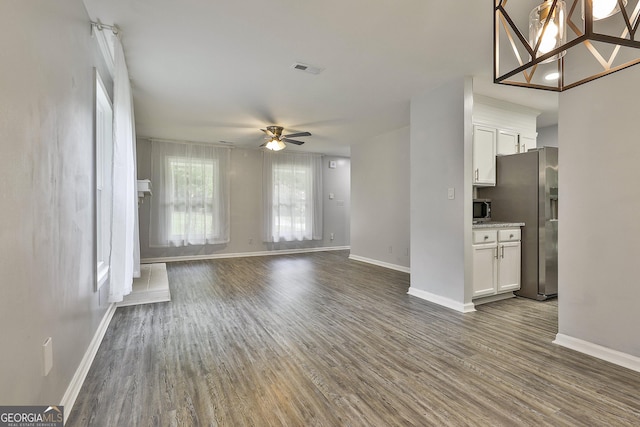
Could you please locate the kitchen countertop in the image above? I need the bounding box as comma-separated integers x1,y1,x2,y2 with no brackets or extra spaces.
472,221,525,229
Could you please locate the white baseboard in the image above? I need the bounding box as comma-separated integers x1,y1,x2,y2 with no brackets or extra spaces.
407,287,476,313
61,302,117,422
348,254,410,273
472,292,516,306
141,246,350,264
553,333,640,373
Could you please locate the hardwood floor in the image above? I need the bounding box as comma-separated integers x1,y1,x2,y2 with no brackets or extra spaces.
67,251,640,426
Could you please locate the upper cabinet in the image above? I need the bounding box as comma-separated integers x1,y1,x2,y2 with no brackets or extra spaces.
497,130,518,156
472,95,540,186
518,134,536,153
497,129,537,156
473,125,497,186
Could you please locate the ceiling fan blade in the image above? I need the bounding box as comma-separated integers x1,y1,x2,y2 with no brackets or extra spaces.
282,138,305,145
260,128,274,136
259,142,267,147
283,131,311,138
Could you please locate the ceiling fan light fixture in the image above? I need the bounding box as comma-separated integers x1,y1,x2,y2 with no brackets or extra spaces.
265,138,286,151
259,126,310,150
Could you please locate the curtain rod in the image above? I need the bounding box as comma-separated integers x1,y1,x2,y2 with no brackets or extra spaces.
91,21,120,36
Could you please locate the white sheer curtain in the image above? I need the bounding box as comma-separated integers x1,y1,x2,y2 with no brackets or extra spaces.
263,151,323,242
108,34,140,303
149,141,230,247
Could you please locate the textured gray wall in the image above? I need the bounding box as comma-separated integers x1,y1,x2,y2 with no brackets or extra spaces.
409,78,473,308
0,0,112,404
137,139,351,260
537,124,558,148
350,126,410,268
558,66,640,357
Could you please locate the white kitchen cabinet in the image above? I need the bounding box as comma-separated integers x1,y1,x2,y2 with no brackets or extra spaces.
472,125,496,186
497,241,521,292
497,130,537,156
473,125,537,186
519,134,536,152
497,130,519,156
472,243,498,298
472,227,521,299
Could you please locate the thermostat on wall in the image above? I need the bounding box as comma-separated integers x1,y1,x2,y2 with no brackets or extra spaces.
329,161,337,169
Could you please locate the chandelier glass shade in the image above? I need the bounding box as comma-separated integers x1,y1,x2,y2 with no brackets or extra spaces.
495,0,640,91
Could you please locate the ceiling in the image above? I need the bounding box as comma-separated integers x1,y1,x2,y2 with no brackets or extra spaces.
83,0,558,157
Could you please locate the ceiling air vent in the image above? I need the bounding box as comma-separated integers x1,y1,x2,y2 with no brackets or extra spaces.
291,62,323,75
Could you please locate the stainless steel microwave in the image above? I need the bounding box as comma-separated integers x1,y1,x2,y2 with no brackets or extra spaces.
473,199,491,223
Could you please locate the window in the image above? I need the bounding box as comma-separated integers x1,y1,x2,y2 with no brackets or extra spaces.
167,156,219,240
150,141,230,247
263,152,323,242
95,71,113,289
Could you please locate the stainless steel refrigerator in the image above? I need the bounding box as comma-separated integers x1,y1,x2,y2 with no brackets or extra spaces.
478,147,558,300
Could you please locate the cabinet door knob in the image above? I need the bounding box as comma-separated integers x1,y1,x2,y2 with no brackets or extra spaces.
484,235,488,240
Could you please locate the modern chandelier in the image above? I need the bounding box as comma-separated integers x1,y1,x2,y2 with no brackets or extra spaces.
494,0,640,91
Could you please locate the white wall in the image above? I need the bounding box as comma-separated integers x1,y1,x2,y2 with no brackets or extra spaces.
350,126,410,270
0,0,112,404
409,78,474,312
137,139,351,260
473,94,538,136
324,157,351,248
537,124,558,147
557,66,640,361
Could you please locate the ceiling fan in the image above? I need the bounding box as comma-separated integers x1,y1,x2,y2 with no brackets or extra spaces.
260,126,311,151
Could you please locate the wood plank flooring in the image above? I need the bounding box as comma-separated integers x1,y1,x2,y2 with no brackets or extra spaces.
66,251,640,426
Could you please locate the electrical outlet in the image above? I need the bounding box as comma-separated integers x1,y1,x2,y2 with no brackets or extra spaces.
330,233,335,240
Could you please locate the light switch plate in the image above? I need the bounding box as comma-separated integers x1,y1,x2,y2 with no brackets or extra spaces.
448,187,455,200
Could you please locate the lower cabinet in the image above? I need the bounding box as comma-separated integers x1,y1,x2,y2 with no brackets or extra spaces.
497,240,521,293
472,228,521,299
